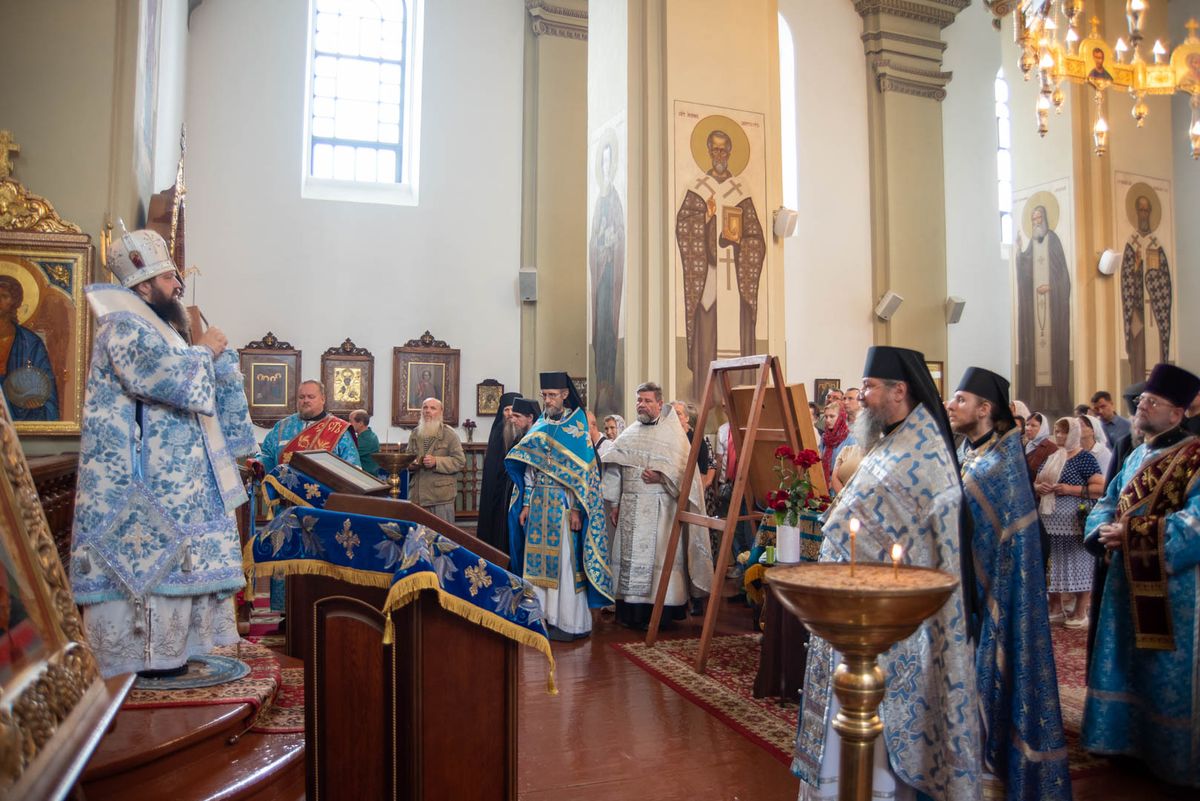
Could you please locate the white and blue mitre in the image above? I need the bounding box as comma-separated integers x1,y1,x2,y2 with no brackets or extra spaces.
70,284,257,608
793,402,981,801
107,228,178,288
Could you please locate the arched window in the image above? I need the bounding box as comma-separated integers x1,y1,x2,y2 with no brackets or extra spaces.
303,0,424,205
779,13,798,210
995,68,1013,255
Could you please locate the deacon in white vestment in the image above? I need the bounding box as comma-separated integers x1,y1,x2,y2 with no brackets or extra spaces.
71,230,255,678
601,382,713,629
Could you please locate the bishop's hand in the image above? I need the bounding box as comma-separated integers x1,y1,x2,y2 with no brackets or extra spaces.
1097,521,1124,551
198,326,228,355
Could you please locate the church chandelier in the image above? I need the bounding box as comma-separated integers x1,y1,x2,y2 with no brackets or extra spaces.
1001,1,1200,158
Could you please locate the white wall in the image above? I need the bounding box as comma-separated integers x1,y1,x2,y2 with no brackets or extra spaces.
153,0,189,191
942,10,1007,391
185,0,525,442
778,0,873,390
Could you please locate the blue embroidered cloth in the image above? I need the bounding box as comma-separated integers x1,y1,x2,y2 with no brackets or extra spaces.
960,428,1071,800
505,406,613,606
246,499,555,686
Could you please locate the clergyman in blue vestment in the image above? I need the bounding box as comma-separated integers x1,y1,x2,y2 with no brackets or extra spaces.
1083,363,1200,789
948,366,1071,801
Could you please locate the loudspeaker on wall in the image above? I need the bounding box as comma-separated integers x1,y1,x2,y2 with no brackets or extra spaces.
945,296,966,324
874,290,904,321
518,269,537,302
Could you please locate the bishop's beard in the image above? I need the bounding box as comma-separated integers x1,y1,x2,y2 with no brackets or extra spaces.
852,405,889,451
150,297,192,344
415,419,443,440
546,407,565,421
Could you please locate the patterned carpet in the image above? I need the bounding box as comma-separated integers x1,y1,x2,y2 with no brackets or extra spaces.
123,639,304,733
615,625,1106,777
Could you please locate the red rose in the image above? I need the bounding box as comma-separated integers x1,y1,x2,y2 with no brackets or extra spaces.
793,449,820,469
775,445,794,460
771,499,788,511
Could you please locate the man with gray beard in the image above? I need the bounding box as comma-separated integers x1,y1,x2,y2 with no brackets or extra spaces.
1015,203,1071,412
405,397,466,523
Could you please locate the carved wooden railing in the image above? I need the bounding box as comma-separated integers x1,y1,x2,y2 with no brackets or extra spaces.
28,452,79,574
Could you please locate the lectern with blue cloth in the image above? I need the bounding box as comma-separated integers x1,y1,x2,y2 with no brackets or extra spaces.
246,457,549,801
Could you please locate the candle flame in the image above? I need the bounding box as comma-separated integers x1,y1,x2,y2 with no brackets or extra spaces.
890,543,903,562
849,518,861,534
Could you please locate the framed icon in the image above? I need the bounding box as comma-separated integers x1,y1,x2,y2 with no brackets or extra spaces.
476,379,504,416
238,332,301,427
392,331,460,427
813,378,841,406
925,360,945,399
321,338,374,417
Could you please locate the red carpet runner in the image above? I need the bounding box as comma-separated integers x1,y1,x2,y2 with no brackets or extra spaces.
614,626,1103,777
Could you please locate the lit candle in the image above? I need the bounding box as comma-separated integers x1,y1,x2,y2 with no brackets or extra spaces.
849,518,861,577
891,542,903,579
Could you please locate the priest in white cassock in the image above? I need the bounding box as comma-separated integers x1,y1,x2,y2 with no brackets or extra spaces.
793,346,981,801
601,382,713,630
71,229,256,678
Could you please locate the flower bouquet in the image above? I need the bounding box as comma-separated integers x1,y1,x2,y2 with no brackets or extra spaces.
463,418,477,442
765,445,832,563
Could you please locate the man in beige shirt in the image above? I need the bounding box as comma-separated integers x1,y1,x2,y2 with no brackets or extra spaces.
405,397,466,522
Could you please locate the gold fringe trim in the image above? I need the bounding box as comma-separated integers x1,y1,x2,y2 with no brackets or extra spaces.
262,475,316,511
383,575,558,695
241,557,394,602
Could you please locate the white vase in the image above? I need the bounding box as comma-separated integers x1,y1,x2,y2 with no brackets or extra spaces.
776,523,801,563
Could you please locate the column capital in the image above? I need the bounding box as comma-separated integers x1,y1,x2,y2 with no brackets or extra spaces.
853,0,970,30
526,0,588,41
856,0,964,101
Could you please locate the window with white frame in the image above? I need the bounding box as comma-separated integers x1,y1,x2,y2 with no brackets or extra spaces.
303,0,423,205
995,69,1013,256
779,12,798,210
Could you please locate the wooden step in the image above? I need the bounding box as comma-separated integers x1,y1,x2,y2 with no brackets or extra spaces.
83,652,305,801
83,728,303,801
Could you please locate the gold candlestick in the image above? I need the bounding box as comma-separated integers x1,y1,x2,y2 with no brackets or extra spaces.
373,450,416,499
766,562,958,801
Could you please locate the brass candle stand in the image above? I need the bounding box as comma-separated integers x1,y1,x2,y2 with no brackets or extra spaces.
766,563,958,801
373,450,416,499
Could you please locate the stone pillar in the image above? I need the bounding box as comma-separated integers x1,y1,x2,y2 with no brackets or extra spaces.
519,1,589,397
856,0,968,363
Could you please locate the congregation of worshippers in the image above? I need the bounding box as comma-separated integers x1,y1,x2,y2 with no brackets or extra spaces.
63,232,1200,799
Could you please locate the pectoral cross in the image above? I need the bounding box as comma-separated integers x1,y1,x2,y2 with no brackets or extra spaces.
0,131,20,180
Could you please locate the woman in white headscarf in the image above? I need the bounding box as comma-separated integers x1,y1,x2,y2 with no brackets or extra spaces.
1035,417,1105,627
1079,414,1112,476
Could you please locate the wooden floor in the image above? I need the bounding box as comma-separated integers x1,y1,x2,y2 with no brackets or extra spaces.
516,578,1186,801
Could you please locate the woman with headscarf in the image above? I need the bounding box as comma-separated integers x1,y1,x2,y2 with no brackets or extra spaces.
1024,412,1058,481
477,392,522,552
597,414,626,459
1079,414,1112,476
1034,417,1104,627
819,403,851,490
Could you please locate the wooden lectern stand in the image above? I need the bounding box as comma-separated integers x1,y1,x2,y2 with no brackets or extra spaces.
288,495,517,801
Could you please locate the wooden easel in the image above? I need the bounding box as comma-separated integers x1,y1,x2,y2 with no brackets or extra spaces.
645,354,817,673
